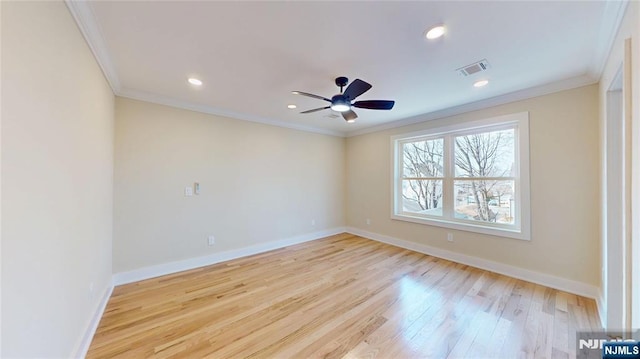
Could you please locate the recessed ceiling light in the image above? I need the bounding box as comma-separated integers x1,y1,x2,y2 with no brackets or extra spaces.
188,78,203,86
473,80,489,88
287,104,297,109
425,25,445,40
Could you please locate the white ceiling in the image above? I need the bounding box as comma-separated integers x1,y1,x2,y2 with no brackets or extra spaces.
68,1,627,137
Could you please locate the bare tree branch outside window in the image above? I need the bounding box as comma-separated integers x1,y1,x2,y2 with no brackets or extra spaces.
454,129,514,223
401,139,443,213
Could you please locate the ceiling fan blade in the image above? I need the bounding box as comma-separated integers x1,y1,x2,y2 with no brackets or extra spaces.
342,110,358,121
353,100,395,110
343,79,372,100
292,91,331,102
300,106,330,114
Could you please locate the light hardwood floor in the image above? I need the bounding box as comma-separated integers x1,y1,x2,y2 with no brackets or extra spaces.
87,233,601,358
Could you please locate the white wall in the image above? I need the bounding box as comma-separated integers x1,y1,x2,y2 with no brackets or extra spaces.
113,98,345,273
1,1,114,357
346,85,600,288
598,0,639,330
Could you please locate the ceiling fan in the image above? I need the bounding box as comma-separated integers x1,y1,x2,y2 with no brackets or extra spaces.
292,77,395,123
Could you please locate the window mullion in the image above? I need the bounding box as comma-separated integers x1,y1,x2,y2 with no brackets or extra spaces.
396,142,403,214
442,134,454,220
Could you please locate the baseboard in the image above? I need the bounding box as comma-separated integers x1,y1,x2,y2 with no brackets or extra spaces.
346,226,601,300
71,226,602,358
597,290,607,329
113,227,347,286
73,281,114,358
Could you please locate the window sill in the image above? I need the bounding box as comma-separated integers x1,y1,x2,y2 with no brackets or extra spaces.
391,213,530,241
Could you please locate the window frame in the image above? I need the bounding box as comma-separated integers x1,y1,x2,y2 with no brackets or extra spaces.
390,112,531,240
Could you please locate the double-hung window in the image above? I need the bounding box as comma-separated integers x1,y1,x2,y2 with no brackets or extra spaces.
391,112,530,240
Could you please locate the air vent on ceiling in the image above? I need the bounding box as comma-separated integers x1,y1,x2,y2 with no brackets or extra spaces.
457,59,490,76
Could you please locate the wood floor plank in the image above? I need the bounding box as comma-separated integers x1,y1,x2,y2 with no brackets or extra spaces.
87,234,601,359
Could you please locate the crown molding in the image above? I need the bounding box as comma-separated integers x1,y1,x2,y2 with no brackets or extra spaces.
346,74,598,137
588,0,630,79
121,73,597,140
66,0,616,140
65,0,344,137
65,0,121,92
118,88,346,137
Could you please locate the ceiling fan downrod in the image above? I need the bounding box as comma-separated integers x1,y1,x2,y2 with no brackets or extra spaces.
335,76,348,94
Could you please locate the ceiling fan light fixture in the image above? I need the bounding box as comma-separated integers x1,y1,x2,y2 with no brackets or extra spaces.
425,25,445,40
346,118,356,123
330,95,351,112
331,103,350,112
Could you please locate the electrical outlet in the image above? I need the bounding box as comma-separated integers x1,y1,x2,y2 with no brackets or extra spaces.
208,235,215,246
89,282,94,299
447,233,454,242
311,219,316,226
366,218,371,225
185,186,193,197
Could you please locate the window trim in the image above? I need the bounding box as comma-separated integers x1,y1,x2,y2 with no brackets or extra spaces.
390,112,531,240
